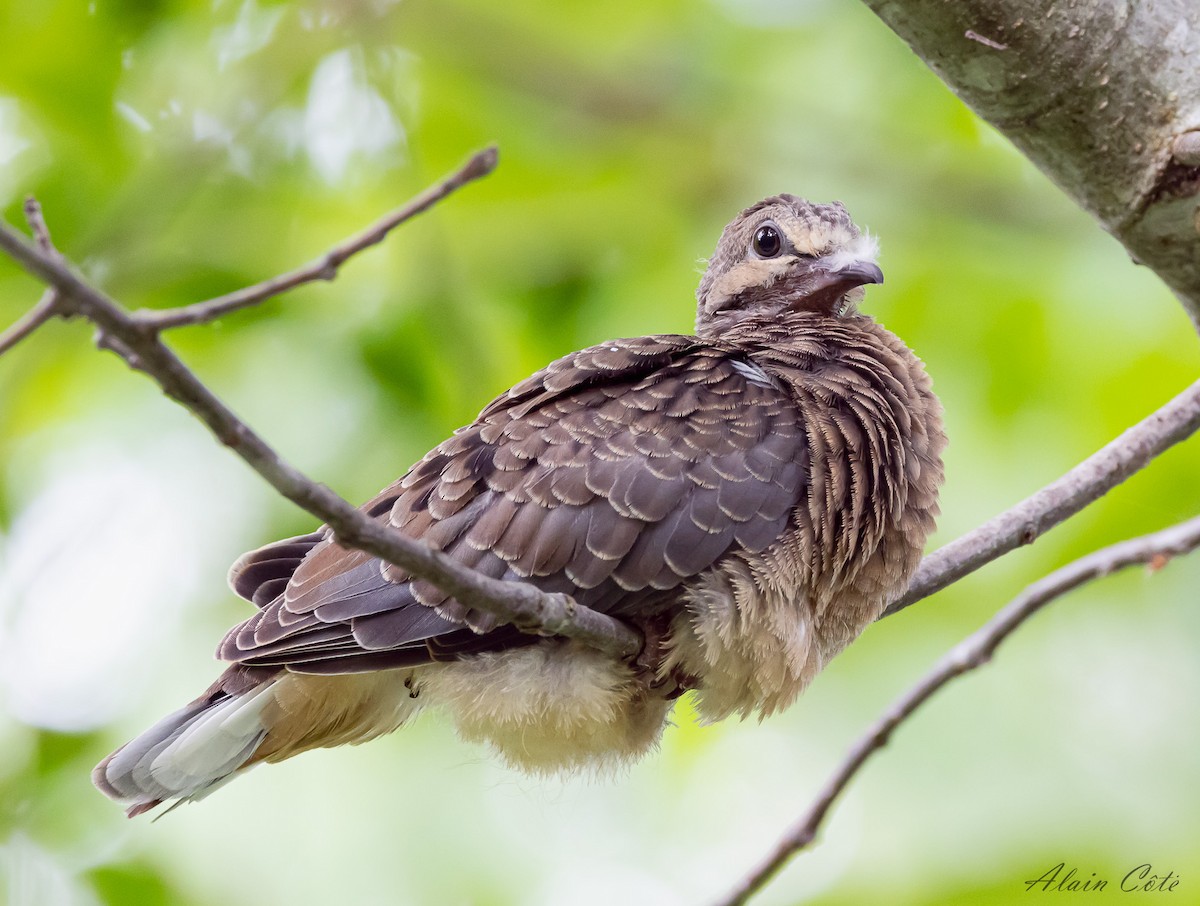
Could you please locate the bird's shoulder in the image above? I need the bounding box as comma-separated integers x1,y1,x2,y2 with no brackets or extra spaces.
398,330,800,490
477,333,712,420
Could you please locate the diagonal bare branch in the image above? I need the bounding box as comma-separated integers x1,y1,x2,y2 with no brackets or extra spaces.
718,511,1200,906
0,178,642,662
136,146,499,331
886,376,1200,617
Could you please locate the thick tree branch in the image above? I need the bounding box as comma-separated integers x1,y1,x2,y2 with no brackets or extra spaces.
719,512,1200,906
861,0,1200,319
0,160,642,662
886,376,1200,616
136,146,498,330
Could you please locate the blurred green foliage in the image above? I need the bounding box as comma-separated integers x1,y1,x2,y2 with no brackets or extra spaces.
1,1,1198,904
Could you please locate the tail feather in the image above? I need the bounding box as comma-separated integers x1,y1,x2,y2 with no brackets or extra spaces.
93,675,278,817
94,668,420,816
151,683,274,788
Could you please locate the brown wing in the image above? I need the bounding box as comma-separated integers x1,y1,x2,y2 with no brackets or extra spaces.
218,334,809,674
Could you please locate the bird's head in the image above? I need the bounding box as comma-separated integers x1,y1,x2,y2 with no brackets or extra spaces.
695,195,882,335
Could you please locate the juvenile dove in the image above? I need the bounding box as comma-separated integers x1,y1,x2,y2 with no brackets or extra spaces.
94,195,945,816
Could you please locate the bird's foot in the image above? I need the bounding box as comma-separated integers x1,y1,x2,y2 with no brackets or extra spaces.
630,612,697,700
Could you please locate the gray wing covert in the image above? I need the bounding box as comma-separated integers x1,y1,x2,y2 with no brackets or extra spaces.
218,335,809,673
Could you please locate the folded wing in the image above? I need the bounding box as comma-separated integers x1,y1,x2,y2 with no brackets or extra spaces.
219,335,809,673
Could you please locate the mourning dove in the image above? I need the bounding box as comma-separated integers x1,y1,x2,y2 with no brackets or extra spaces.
94,194,945,816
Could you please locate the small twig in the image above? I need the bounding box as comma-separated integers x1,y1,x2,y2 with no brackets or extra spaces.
718,512,1200,906
23,196,55,253
0,289,59,356
0,175,642,663
886,376,1200,616
137,146,499,330
0,198,65,356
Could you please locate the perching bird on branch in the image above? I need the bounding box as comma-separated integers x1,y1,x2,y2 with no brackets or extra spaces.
94,195,945,816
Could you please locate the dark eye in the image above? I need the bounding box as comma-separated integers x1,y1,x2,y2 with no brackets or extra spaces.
752,224,782,258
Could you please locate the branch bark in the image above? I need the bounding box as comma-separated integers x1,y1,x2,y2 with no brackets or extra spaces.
862,0,1200,320
718,512,1200,906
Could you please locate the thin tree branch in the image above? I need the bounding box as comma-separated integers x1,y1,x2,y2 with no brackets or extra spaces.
718,512,1200,906
0,289,59,356
0,186,642,662
886,376,1200,616
135,146,499,330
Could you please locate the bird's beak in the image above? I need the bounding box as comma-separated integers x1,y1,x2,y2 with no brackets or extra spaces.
793,258,884,313
823,259,884,289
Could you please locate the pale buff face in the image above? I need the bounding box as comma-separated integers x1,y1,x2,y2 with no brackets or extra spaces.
696,196,881,331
